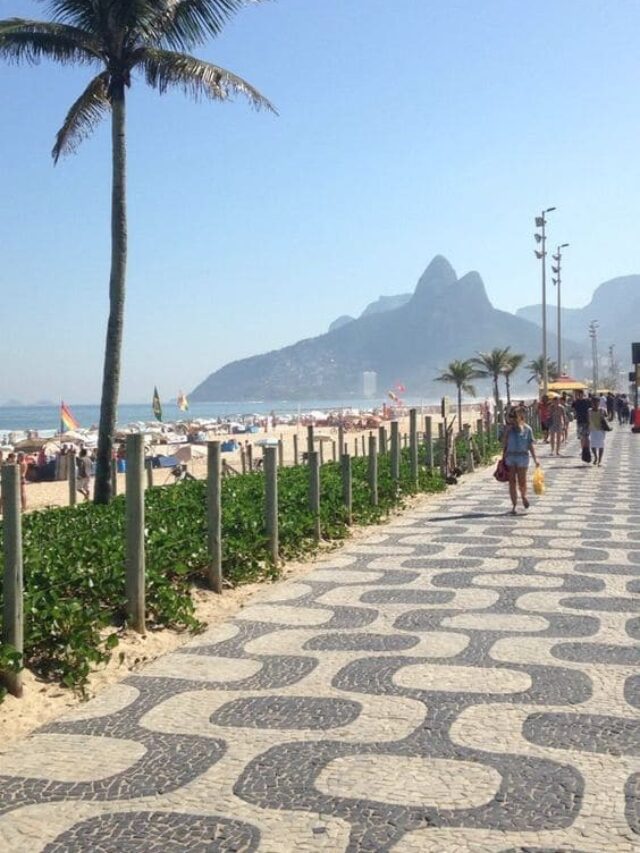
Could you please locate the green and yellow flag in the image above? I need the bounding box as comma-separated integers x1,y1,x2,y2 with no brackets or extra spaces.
152,386,162,422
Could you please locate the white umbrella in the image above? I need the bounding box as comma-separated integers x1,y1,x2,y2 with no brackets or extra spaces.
174,444,207,462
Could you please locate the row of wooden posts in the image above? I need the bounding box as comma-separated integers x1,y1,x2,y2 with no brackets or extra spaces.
1,408,504,698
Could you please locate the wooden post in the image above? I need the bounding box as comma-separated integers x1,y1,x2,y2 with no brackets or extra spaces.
278,439,284,468
246,443,253,472
319,440,325,466
409,408,418,485
368,434,378,506
145,458,153,490
309,450,321,541
293,433,299,467
1,464,23,697
307,424,314,456
332,440,337,462
68,450,77,506
207,441,222,594
390,420,400,483
438,422,445,440
111,457,118,497
476,418,485,458
125,434,145,634
354,438,359,458
338,426,344,460
378,425,387,454
341,453,352,525
240,445,247,474
264,446,278,564
361,434,366,456
424,416,433,469
467,433,475,472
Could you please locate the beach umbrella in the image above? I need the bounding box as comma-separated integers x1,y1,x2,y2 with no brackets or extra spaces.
174,444,208,462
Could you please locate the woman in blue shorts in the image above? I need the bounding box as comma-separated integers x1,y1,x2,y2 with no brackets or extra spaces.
503,407,540,515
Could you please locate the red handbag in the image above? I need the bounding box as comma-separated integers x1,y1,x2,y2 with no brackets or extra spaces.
494,457,510,482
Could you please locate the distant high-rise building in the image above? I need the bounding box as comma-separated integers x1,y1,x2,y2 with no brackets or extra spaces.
363,371,377,398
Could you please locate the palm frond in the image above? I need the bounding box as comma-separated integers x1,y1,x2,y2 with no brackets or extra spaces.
137,47,276,112
0,18,103,65
52,71,111,162
147,1,264,50
42,1,100,33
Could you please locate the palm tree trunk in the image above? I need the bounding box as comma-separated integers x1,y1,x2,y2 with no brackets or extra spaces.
492,375,499,409
506,373,511,408
457,385,463,437
94,82,127,504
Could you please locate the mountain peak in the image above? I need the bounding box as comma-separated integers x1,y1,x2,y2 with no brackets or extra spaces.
413,255,457,301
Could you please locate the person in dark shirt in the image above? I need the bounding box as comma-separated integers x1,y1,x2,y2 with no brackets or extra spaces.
572,390,592,456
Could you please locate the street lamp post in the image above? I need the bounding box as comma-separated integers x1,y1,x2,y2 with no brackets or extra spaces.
534,207,556,395
589,320,599,393
551,243,569,375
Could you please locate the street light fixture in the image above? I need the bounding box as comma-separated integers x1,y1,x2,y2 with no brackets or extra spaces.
551,243,569,375
588,320,599,393
533,207,556,394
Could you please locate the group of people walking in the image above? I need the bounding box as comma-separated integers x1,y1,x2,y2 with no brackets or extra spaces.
501,389,619,515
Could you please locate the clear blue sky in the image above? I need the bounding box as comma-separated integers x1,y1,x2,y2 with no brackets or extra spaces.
1,0,639,403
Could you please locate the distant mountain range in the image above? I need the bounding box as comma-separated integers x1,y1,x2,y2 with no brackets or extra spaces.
516,274,640,367
191,255,573,401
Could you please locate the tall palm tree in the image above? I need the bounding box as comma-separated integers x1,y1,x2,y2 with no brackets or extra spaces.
503,352,524,407
526,356,560,386
435,360,481,432
472,347,512,408
0,1,274,503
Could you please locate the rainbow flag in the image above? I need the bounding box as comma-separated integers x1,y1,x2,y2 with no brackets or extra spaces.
60,401,80,432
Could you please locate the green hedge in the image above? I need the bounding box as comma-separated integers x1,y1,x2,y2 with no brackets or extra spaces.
0,432,501,698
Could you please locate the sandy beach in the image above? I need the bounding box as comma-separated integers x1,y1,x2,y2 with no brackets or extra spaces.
18,408,485,513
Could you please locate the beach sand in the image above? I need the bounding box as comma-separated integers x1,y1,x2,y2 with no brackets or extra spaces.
18,409,484,513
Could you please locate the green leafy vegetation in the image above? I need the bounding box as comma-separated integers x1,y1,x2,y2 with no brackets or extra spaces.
0,432,501,696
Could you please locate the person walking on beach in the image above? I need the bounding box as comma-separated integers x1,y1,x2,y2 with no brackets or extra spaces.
588,397,609,466
548,396,567,456
503,406,540,515
76,448,92,501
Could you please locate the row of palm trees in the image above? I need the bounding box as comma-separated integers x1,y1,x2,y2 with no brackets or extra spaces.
435,349,560,431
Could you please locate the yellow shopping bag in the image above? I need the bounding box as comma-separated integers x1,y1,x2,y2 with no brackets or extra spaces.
532,466,545,495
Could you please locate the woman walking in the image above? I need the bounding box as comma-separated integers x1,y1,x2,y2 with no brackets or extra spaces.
588,397,608,466
503,406,540,515
548,396,567,456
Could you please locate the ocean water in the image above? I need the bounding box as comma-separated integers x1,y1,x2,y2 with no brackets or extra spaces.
0,398,437,435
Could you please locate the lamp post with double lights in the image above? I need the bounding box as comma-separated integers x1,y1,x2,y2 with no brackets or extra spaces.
551,243,569,375
589,320,599,393
534,207,556,395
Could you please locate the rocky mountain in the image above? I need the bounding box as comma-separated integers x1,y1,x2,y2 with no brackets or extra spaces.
328,315,355,333
516,274,640,366
192,256,570,402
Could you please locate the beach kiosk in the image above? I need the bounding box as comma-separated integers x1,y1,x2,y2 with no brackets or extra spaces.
545,375,588,395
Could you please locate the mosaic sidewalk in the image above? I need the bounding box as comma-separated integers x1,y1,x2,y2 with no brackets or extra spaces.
1,428,639,852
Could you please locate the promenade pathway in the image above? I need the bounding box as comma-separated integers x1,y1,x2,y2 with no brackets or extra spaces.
1,428,639,852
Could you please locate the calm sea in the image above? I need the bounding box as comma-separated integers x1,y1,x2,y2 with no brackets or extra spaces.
0,398,437,435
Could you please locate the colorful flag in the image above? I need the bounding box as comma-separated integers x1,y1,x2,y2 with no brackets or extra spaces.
177,391,189,412
60,400,80,432
152,386,162,422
